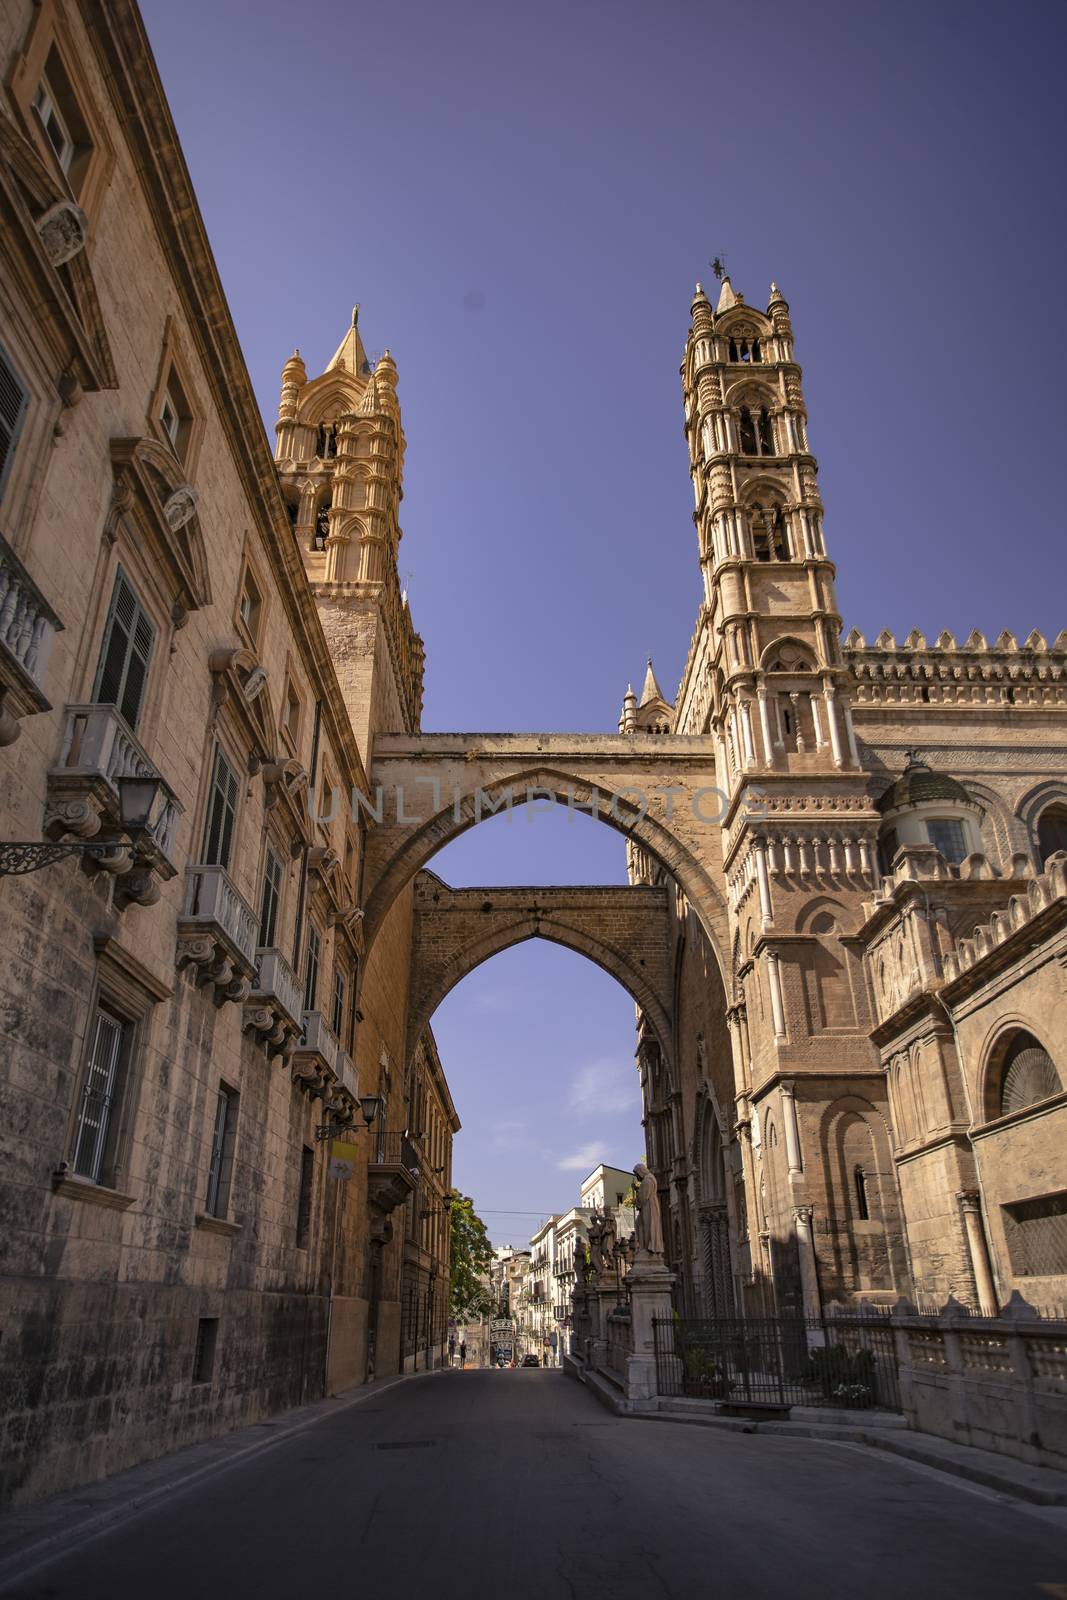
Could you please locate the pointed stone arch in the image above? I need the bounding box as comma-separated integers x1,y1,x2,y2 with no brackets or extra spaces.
406,877,673,1070
363,738,730,984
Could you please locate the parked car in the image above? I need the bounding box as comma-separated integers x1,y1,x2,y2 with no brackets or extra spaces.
522,1354,540,1367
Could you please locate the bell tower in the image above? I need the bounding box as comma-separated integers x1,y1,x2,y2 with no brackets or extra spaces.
274,307,425,759
677,275,900,1315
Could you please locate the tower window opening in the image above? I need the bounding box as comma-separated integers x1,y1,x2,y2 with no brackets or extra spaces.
729,338,739,362
854,1165,870,1220
781,704,796,738
759,407,775,454
313,499,330,552
1037,804,1067,867
315,423,337,460
739,405,758,455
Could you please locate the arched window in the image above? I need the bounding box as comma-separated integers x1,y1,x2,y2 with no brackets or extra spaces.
739,405,758,455
996,1031,1061,1118
854,1165,870,1220
1037,804,1067,866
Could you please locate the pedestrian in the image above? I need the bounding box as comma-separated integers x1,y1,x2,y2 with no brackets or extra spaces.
448,1333,455,1367
459,1339,467,1369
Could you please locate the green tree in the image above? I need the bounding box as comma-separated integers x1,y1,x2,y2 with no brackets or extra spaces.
448,1191,494,1319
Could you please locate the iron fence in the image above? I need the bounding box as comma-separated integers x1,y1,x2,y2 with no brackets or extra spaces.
653,1312,901,1411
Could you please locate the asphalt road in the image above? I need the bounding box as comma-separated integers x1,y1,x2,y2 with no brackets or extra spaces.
4,1370,1066,1599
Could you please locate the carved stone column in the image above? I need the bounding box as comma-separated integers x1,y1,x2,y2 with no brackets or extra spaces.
958,1190,998,1315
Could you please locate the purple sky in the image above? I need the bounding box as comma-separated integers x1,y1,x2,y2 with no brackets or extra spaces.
141,0,1066,1245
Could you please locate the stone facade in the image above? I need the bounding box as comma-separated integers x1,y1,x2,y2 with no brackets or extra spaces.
1,0,1064,1514
0,0,454,1507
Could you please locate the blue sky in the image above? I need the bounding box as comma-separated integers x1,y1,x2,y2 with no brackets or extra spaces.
141,0,1066,1245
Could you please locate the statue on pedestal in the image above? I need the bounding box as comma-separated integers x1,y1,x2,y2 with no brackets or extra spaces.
632,1162,665,1259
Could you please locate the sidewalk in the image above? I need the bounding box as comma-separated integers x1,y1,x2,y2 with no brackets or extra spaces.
574,1366,1067,1506
0,1368,445,1589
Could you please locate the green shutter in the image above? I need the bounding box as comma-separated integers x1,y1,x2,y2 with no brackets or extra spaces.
93,571,155,731
0,344,29,504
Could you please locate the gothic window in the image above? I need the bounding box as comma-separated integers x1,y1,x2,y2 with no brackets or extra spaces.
997,1032,1061,1118
739,405,758,455
1037,804,1067,866
854,1165,870,1220
728,335,762,363
750,503,788,561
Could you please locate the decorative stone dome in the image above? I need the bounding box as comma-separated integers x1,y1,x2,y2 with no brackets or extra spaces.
876,752,972,814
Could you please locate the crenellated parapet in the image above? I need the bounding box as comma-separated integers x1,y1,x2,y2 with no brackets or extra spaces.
844,629,1067,710
942,852,1067,984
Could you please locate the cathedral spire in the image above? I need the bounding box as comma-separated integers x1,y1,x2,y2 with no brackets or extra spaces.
640,657,665,707
327,305,371,376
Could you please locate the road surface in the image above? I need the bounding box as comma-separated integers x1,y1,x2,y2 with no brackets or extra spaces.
3,1369,1065,1598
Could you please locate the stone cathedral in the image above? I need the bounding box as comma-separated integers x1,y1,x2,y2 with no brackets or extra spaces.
621,274,1067,1321
0,0,1064,1508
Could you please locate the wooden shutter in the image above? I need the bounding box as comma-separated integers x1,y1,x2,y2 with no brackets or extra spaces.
0,344,29,503
93,571,155,731
202,745,239,868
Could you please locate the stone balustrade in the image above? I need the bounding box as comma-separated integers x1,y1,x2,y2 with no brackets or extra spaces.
243,946,303,1057
47,703,180,860
291,1009,340,1097
893,1301,1067,1471
177,864,258,1004
0,532,61,745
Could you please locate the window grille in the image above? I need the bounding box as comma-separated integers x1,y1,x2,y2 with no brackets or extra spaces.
1000,1034,1061,1117
0,344,29,504
1002,1192,1067,1277
71,1008,125,1184
201,745,239,868
93,570,155,732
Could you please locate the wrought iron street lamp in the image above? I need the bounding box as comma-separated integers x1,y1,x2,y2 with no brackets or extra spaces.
0,775,166,876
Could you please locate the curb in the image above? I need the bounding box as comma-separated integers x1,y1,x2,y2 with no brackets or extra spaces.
570,1364,1067,1507
0,1368,445,1591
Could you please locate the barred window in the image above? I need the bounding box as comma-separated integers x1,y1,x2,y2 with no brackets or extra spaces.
1002,1191,1067,1278
70,1006,128,1185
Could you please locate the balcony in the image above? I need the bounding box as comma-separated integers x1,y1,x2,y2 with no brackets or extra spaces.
46,704,180,864
0,533,62,746
291,1009,339,1098
176,864,258,1004
368,1131,421,1218
321,1047,360,1127
244,946,303,1058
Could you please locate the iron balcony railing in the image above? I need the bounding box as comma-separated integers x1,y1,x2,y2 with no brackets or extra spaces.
370,1131,421,1176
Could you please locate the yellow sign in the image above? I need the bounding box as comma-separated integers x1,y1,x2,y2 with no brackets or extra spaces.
328,1139,356,1181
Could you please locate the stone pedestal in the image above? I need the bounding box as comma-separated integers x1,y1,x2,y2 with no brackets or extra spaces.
624,1253,676,1402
